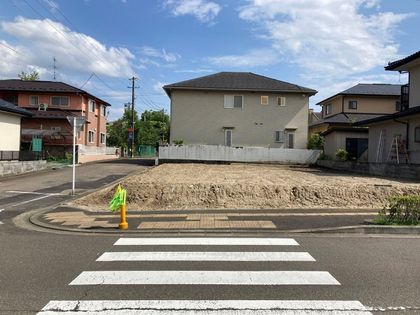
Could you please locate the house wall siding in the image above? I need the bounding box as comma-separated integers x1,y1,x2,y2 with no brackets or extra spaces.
409,66,420,107
170,90,309,149
0,112,21,151
323,131,368,158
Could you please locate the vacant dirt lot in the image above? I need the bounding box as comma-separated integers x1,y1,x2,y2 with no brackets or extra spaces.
73,163,420,211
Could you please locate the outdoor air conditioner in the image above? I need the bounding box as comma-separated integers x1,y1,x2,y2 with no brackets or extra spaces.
51,126,61,132
38,103,48,111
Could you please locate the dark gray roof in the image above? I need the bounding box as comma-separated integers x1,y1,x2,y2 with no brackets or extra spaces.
354,106,420,126
0,79,111,106
0,99,33,117
385,51,420,70
317,83,401,105
163,72,317,96
22,108,78,119
310,112,386,127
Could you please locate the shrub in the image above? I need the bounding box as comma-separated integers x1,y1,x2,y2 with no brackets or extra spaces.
307,134,325,150
335,148,348,161
377,195,420,225
173,139,184,146
318,152,330,160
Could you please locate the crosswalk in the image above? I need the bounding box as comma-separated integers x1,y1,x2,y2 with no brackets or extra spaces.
37,237,372,314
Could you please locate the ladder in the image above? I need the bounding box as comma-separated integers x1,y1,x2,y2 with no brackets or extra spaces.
376,129,385,163
386,136,410,164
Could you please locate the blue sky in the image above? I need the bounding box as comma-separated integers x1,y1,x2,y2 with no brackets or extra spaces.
0,0,419,120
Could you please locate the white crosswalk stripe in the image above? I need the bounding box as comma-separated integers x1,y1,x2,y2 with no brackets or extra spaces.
97,251,316,262
37,237,372,314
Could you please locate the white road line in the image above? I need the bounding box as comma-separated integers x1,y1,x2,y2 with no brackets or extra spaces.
97,251,316,262
0,209,4,225
6,190,65,196
69,271,340,286
114,238,299,246
12,194,52,206
38,300,372,314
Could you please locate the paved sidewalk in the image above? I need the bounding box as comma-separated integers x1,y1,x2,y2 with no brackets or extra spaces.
31,206,379,233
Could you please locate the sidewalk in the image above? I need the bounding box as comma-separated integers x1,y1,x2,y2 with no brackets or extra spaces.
30,206,387,234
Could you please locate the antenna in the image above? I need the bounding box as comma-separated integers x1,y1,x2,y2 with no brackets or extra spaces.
53,57,57,80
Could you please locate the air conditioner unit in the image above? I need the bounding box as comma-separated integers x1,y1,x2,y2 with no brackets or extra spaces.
38,103,48,111
51,126,61,132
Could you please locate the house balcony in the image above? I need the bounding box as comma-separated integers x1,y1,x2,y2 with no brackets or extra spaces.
399,84,409,111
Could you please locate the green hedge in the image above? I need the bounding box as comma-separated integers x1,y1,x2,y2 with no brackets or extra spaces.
377,195,420,225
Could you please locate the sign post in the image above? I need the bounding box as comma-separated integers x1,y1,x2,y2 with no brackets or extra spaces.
67,116,86,195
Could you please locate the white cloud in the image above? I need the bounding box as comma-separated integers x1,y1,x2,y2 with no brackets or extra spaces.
207,49,279,68
1,16,136,79
163,0,221,23
140,46,180,62
153,81,169,94
238,0,410,77
175,68,213,73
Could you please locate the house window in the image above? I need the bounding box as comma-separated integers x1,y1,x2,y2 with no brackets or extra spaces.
224,129,232,146
29,96,39,106
325,104,332,115
100,132,106,144
101,105,106,116
88,99,96,112
275,130,285,143
51,96,69,106
88,130,94,143
348,100,358,110
287,132,294,149
224,95,243,109
415,127,420,142
4,95,18,105
277,97,286,107
261,96,269,105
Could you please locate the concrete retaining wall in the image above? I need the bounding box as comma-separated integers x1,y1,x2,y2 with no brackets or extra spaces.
159,145,321,164
317,160,420,180
0,160,47,176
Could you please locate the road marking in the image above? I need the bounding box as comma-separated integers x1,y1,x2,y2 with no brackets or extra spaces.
114,237,299,246
6,190,65,196
0,209,3,225
12,195,53,206
97,251,316,262
38,300,371,314
70,270,340,286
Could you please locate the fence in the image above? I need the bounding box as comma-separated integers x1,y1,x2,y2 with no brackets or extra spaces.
159,144,321,164
0,150,45,161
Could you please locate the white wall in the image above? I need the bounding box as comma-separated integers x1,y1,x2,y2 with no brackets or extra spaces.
159,144,321,164
0,111,22,151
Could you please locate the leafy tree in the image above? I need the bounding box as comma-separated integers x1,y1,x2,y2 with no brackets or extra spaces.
307,133,325,150
18,70,40,81
138,110,170,145
106,108,141,149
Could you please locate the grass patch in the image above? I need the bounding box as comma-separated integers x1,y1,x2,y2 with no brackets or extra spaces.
376,195,420,225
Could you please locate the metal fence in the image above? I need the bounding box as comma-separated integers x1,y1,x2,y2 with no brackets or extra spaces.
0,150,45,161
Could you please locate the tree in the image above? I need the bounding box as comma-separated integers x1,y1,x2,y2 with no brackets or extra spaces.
106,108,141,149
18,70,40,81
307,133,325,150
138,110,170,145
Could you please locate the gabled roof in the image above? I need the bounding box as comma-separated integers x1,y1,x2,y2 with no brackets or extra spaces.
317,83,401,105
310,112,386,127
354,106,420,126
163,72,317,96
22,108,78,120
385,51,420,71
0,99,33,117
0,79,111,106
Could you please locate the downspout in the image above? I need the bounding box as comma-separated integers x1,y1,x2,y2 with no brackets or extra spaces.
394,118,409,151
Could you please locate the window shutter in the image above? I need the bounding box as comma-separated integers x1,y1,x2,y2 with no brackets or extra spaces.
233,95,243,108
278,97,286,106
224,95,233,108
275,130,285,143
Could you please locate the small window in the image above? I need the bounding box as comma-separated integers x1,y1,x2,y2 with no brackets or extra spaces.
277,97,286,107
100,133,106,144
51,96,69,106
275,130,285,143
224,129,232,146
224,95,243,109
396,100,401,112
29,96,39,106
325,104,332,115
261,96,269,105
88,99,96,112
415,127,420,142
348,100,358,110
88,130,94,143
100,105,106,116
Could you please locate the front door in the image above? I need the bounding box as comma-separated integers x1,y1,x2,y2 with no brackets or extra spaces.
287,133,294,149
224,130,232,147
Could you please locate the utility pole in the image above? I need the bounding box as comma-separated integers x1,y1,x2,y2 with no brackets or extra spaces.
128,77,138,158
53,57,57,80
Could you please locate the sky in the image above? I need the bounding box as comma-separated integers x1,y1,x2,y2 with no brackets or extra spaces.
0,0,419,121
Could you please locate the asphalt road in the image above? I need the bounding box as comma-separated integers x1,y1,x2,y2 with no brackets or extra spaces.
0,159,152,223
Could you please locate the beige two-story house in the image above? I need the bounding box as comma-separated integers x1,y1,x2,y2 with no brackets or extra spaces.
310,83,401,159
163,72,317,149
355,51,420,164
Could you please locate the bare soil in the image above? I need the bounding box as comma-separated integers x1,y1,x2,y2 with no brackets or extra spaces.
73,163,420,211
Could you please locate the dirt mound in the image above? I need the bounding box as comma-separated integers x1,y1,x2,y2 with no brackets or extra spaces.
73,163,420,211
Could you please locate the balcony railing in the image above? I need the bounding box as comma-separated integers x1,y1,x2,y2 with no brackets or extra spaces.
400,84,409,111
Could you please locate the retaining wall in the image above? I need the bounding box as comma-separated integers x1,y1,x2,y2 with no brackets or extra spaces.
159,145,321,164
317,160,420,180
0,160,47,177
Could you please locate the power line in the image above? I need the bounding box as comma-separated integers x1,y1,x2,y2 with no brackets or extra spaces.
80,72,94,89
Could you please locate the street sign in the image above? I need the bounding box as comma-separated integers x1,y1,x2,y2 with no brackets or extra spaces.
67,116,86,132
127,127,133,132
